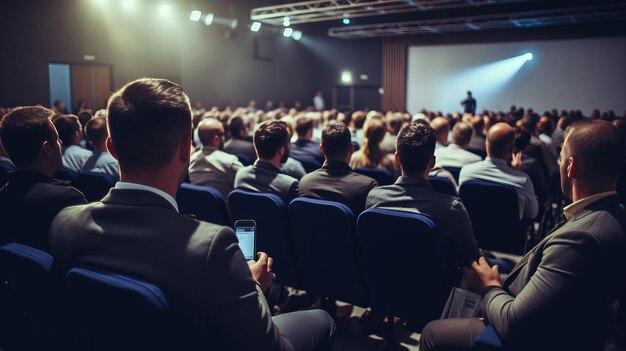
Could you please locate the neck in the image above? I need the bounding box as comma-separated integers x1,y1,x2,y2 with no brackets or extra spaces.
120,171,181,200
94,142,108,153
571,180,616,202
259,157,282,169
19,163,54,178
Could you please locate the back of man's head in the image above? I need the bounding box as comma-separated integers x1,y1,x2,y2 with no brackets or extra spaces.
451,121,473,148
396,122,436,177
429,117,449,144
85,116,109,148
254,120,290,160
53,115,82,146
78,111,93,132
0,106,58,168
565,119,625,183
470,114,485,135
197,118,224,148
228,116,246,139
486,123,515,160
295,116,313,139
321,121,351,161
107,78,191,173
388,114,404,135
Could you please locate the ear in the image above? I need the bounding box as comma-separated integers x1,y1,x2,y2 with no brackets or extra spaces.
429,155,436,169
180,134,192,162
106,137,119,160
319,143,324,154
41,141,53,158
567,156,576,179
394,152,401,165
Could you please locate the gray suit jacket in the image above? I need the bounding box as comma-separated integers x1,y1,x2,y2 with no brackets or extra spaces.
482,195,626,351
223,138,257,164
234,160,299,204
49,188,293,350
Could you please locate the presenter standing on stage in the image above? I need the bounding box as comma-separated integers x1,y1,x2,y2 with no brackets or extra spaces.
461,91,477,115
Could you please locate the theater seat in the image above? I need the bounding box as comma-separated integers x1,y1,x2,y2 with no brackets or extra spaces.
429,176,458,196
177,183,230,226
73,172,117,202
357,209,450,329
289,198,367,307
228,189,300,288
442,167,462,182
473,325,503,350
54,167,79,182
0,243,61,349
66,267,200,351
235,154,252,166
295,158,322,173
354,167,395,186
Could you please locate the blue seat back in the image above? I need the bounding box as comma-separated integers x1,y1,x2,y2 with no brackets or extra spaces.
0,160,14,186
473,325,503,350
235,153,252,166
0,243,60,349
54,167,79,182
354,167,395,186
295,158,322,173
443,166,462,182
177,183,230,226
228,189,299,288
73,172,117,202
289,198,366,307
357,209,450,327
66,267,200,351
467,148,487,160
459,179,523,255
429,176,458,196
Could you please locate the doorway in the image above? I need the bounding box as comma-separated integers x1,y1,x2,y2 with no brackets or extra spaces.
48,63,113,114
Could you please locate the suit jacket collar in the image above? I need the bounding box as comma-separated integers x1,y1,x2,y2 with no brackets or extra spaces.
395,176,430,188
254,160,282,173
8,169,70,186
101,188,178,212
322,160,352,172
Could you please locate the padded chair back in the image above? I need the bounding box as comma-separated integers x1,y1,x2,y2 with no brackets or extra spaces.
228,189,299,288
429,176,458,196
357,209,450,328
177,183,230,226
289,198,366,307
235,153,252,166
0,160,14,186
0,243,60,349
296,158,322,173
73,172,117,202
354,167,395,186
66,267,199,351
459,179,523,255
443,167,462,182
467,147,487,159
54,167,80,182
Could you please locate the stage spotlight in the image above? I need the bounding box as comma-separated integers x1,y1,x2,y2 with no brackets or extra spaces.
524,52,533,61
283,27,293,37
230,19,238,30
292,30,302,40
283,16,290,27
341,71,353,84
343,18,350,25
190,10,201,21
159,4,171,16
204,13,214,26
251,22,262,32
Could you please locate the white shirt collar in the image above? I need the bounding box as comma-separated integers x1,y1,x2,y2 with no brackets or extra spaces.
114,182,179,212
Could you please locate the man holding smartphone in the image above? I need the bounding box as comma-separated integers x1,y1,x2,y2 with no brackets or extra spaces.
50,78,336,351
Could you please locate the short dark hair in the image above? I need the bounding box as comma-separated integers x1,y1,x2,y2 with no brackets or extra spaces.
85,116,108,145
565,119,625,180
254,120,290,159
107,78,191,172
0,106,57,167
228,116,246,139
78,111,93,130
295,116,313,137
396,122,436,176
53,115,81,145
321,121,351,160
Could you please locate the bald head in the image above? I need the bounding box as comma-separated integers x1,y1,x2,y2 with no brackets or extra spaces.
197,118,225,148
487,123,515,160
451,121,473,148
430,117,449,145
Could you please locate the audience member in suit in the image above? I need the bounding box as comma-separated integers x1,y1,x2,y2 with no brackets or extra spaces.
299,121,378,215
468,114,487,152
53,114,92,172
514,128,547,202
459,123,539,220
235,120,300,204
49,78,335,351
81,116,120,178
430,117,449,152
420,119,626,351
290,116,324,164
0,106,87,251
188,118,243,201
435,121,482,168
350,118,398,177
521,115,557,179
365,122,481,269
223,115,257,163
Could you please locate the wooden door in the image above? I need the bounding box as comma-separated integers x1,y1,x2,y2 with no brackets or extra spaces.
71,64,112,113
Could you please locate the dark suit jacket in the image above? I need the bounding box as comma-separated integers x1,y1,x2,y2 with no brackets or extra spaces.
468,133,486,152
49,188,293,350
234,160,299,204
290,139,324,164
224,138,257,164
365,176,480,267
0,170,86,251
299,160,377,215
482,195,626,351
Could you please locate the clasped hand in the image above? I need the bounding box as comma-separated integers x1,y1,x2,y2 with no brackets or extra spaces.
463,256,502,295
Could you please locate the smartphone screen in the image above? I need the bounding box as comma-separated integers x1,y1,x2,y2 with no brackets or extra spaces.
235,223,256,260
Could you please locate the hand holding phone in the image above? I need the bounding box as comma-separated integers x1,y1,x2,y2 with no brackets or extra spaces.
235,220,256,260
247,252,275,291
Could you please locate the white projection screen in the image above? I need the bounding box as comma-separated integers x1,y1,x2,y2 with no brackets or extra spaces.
406,37,626,115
